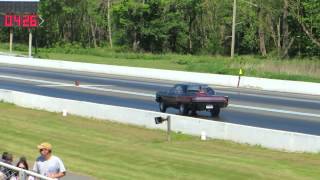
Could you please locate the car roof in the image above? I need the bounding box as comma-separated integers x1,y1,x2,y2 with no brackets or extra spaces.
175,83,208,87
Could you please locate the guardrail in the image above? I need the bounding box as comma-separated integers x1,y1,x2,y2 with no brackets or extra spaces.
1,89,320,153
0,54,320,96
0,161,54,180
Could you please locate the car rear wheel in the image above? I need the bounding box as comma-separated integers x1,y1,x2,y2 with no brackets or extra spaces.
159,101,167,113
211,107,220,117
179,104,189,115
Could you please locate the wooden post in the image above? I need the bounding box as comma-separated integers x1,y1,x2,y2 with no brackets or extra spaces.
237,75,241,88
237,68,243,88
9,28,13,53
28,29,32,57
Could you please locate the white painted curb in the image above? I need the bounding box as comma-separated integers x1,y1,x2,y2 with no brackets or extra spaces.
1,89,319,153
0,55,319,95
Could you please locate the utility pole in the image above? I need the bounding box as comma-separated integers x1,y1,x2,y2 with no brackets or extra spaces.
231,0,237,58
107,0,113,48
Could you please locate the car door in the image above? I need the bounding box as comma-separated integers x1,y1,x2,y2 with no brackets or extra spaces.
172,85,185,107
161,87,175,105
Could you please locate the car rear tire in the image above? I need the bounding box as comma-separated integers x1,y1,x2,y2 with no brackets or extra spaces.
159,101,167,113
211,107,220,117
179,104,189,115
191,110,197,116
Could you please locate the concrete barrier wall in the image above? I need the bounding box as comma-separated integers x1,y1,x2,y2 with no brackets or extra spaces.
1,89,319,153
1,55,320,95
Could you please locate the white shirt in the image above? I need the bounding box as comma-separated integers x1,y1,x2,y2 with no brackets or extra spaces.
33,155,66,180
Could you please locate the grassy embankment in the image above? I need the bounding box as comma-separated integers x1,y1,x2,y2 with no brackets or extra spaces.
1,102,320,180
1,43,320,83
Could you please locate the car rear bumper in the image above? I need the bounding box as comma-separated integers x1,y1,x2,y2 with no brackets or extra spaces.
189,102,227,110
191,96,229,109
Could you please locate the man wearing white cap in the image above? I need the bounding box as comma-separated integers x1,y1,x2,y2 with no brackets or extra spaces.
33,142,66,179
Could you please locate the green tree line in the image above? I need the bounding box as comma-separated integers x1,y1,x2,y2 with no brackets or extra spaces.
1,0,319,58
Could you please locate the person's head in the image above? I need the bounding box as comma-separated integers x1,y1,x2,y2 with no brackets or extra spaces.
2,153,13,164
16,157,29,170
37,142,52,158
1,152,8,160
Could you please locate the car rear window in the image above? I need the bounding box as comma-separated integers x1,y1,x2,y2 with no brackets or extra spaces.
187,85,215,95
187,85,202,92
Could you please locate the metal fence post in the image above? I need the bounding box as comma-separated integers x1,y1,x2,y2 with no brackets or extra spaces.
167,115,171,142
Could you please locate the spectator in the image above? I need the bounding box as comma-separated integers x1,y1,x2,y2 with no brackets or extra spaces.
0,153,13,179
5,155,12,165
17,157,29,170
1,152,8,162
33,142,66,180
0,152,8,180
9,157,34,180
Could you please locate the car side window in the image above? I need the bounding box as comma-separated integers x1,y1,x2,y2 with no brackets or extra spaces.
175,86,184,94
169,87,175,94
207,87,216,95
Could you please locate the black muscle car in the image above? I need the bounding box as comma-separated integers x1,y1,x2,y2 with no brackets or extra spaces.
156,84,228,117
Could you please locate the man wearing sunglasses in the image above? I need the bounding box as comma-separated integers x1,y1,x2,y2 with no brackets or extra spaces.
32,142,66,180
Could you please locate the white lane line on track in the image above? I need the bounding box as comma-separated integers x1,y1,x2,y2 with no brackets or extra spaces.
73,85,155,97
229,104,320,118
0,75,68,85
0,75,155,98
0,66,174,87
38,84,113,87
216,90,320,104
1,74,319,118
